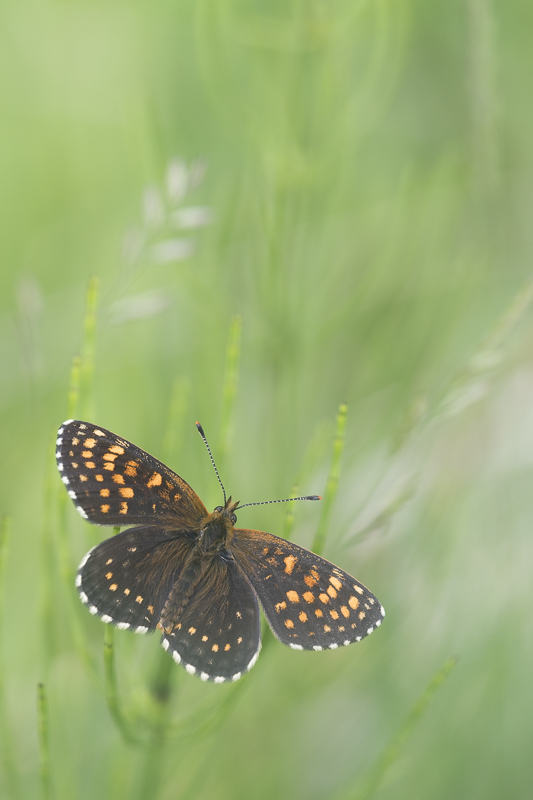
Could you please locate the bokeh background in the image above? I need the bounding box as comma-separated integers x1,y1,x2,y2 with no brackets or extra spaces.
1,1,533,798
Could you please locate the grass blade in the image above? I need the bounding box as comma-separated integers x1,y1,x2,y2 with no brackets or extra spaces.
349,658,457,800
312,402,348,556
36,683,53,800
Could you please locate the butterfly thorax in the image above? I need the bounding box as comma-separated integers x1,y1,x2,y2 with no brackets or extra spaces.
158,503,238,633
195,510,235,555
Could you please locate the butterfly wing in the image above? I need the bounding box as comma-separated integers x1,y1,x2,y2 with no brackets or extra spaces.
56,420,207,527
161,557,261,683
231,529,385,651
76,526,195,632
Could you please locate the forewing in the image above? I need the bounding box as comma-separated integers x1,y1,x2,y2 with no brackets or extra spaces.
77,526,193,632
231,530,385,651
56,420,207,527
161,558,261,683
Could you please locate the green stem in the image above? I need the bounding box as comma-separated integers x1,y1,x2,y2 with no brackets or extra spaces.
312,402,348,556
282,485,300,541
136,653,176,800
67,355,81,421
80,276,99,420
36,683,53,800
350,658,457,800
162,376,190,465
0,517,21,800
218,314,242,467
103,625,140,746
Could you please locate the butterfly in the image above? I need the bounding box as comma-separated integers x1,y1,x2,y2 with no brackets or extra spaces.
56,419,385,683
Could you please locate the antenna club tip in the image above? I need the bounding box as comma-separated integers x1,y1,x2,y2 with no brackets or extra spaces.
311,495,322,501
196,422,205,435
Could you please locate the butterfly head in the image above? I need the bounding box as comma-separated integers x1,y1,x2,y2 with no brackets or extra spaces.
213,496,240,526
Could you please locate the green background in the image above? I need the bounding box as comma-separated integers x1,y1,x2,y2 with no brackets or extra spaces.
1,0,532,798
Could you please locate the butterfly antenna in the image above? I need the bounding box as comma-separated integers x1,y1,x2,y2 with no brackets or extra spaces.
239,495,321,510
196,422,227,505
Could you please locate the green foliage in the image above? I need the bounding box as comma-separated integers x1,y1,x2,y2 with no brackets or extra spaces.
1,0,533,798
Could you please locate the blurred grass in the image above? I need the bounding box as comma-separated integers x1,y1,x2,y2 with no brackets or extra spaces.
2,0,533,798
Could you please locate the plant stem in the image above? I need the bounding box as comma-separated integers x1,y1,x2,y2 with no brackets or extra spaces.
312,402,348,556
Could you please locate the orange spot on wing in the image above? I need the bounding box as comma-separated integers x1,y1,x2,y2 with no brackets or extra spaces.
286,591,299,603
303,591,315,603
275,601,287,613
340,606,350,618
299,611,308,622
119,502,128,514
284,555,297,574
329,576,342,590
348,596,360,610
284,619,294,629
109,445,125,455
319,593,329,604
327,585,337,598
100,488,110,497
112,474,125,484
101,504,110,513
109,584,117,591
147,472,162,487
119,487,134,498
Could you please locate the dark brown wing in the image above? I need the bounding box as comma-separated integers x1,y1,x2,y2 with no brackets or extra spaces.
56,420,207,528
161,556,261,683
231,529,385,651
76,526,194,632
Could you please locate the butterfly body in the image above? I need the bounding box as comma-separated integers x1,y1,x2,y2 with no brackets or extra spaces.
57,420,384,682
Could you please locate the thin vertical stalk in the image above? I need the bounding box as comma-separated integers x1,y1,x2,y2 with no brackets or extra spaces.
312,403,348,556
136,653,176,800
103,528,140,745
282,485,300,541
103,625,139,745
56,358,97,678
67,355,82,422
41,438,62,668
348,658,457,800
36,683,53,800
0,517,21,800
80,276,99,421
217,315,242,466
162,376,191,465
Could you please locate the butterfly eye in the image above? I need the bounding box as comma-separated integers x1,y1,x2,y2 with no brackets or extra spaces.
230,513,237,525
214,506,223,513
